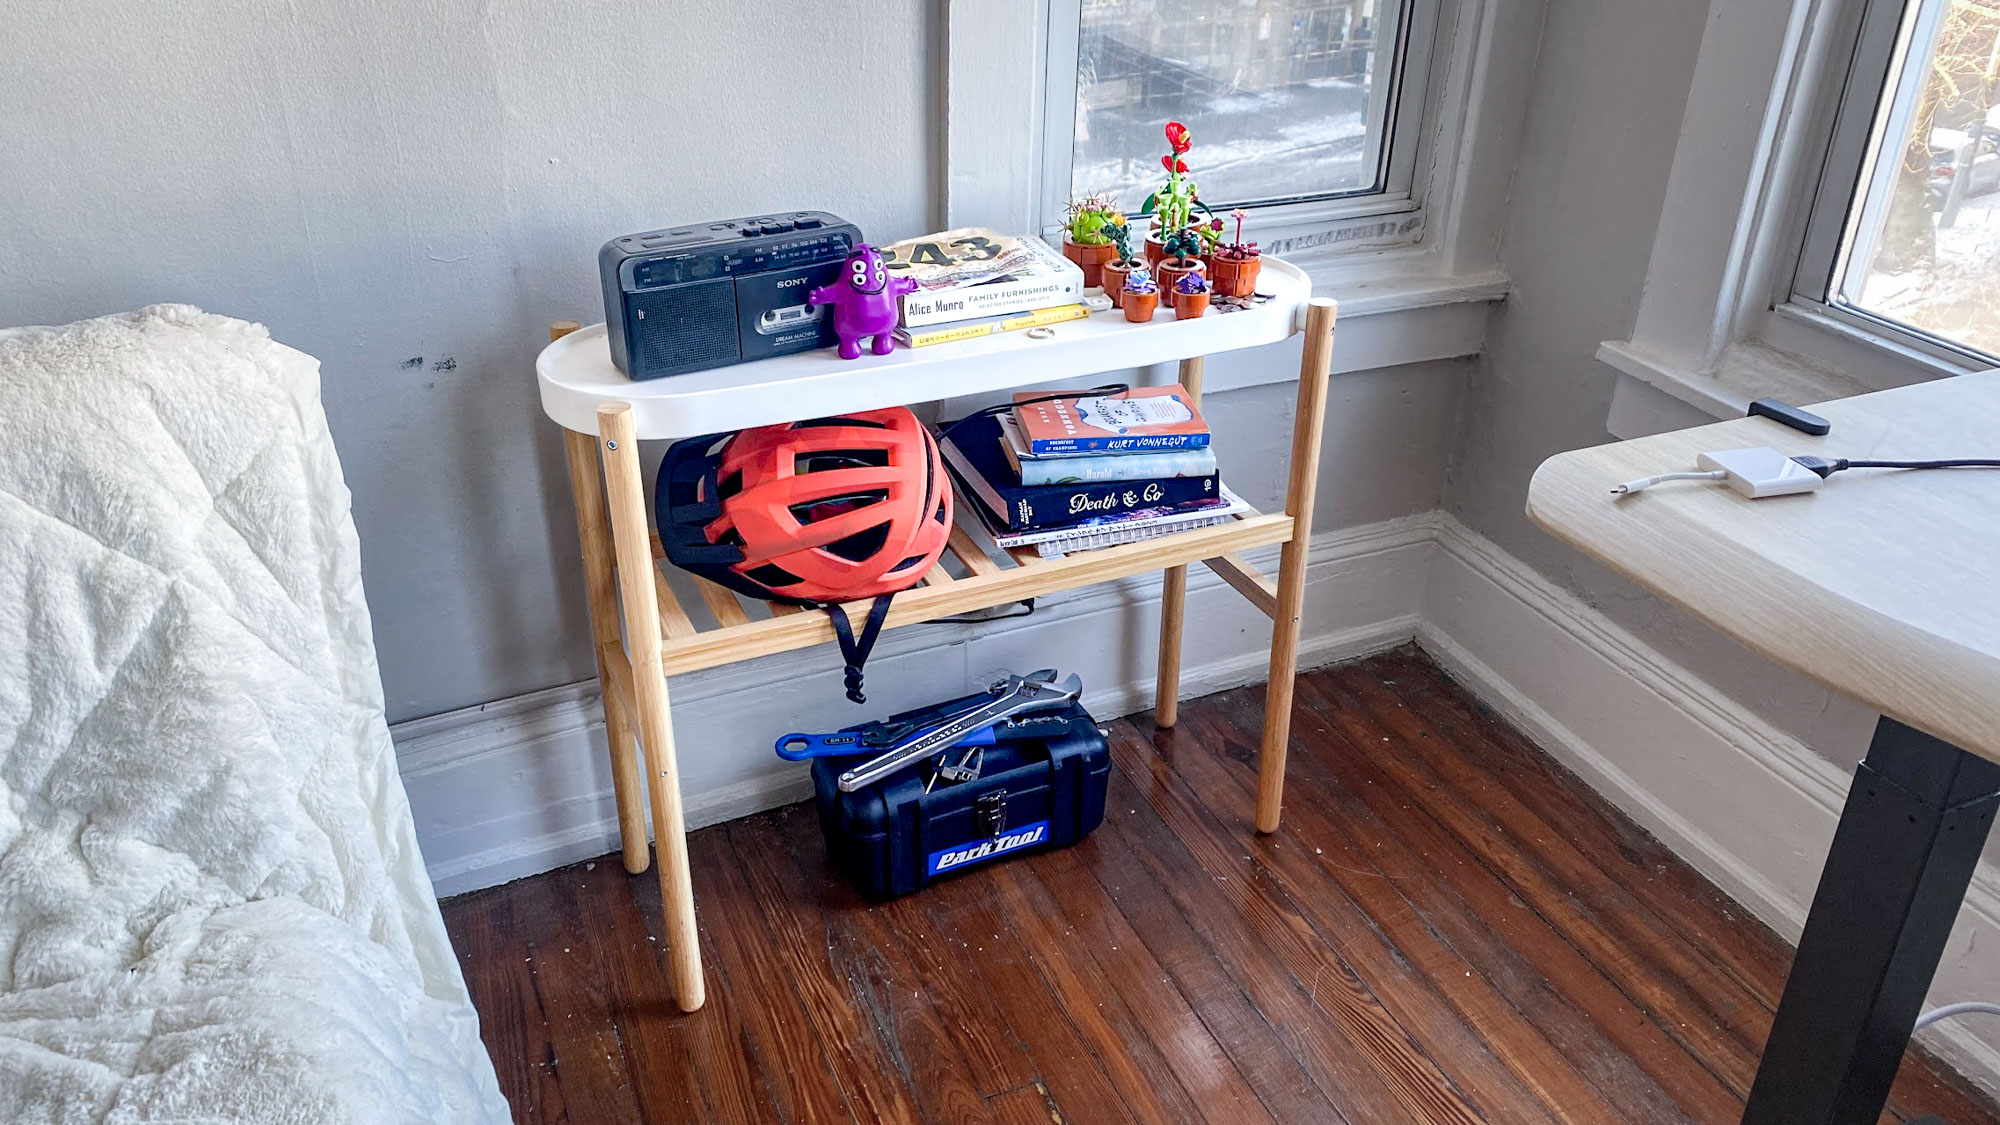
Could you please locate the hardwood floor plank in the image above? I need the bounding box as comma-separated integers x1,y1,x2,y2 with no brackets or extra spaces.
1370,653,2000,1125
445,892,572,1125
1273,677,1749,1122
916,861,1145,1125
686,827,860,1125
766,805,1010,1122
534,869,693,1125
1001,853,1280,1125
985,860,1225,1124
1048,831,1348,1125
1374,651,1795,1007
725,816,929,1125
1137,701,1637,1125
986,1084,1062,1125
1200,686,1711,1122
1104,735,1474,1124
1324,666,1772,1062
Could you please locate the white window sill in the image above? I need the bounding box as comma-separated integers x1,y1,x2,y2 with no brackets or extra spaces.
1193,256,1508,393
1595,299,1995,439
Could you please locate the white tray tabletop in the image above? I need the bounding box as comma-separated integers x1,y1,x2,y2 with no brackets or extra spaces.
537,256,1314,439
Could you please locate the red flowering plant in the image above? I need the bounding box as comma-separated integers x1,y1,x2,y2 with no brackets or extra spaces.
1140,120,1215,242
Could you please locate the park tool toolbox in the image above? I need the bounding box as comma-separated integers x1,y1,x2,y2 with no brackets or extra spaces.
774,670,1110,900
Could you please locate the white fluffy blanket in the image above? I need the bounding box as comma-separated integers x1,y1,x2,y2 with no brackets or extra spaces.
0,306,508,1123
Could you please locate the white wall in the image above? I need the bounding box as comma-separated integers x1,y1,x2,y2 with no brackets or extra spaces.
1445,0,1886,774
0,0,1468,727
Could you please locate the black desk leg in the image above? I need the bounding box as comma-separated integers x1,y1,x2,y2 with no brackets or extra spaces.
1741,718,2000,1125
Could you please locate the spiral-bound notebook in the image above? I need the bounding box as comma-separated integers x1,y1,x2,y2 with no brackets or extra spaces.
958,483,1251,557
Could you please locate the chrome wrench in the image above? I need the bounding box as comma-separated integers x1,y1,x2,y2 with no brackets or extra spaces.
836,669,1082,793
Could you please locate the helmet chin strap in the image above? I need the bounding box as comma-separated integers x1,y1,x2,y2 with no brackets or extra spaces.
824,595,895,704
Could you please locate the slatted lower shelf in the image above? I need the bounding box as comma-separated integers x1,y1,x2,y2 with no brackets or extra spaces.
623,508,1294,678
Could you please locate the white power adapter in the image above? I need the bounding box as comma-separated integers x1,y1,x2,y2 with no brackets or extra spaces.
1612,446,1825,498
1696,447,1826,497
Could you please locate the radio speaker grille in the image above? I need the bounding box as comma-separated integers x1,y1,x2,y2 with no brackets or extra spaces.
629,280,738,378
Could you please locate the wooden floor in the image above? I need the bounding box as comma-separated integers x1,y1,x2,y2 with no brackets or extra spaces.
443,650,2000,1125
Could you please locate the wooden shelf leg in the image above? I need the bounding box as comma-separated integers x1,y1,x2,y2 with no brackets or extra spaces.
1255,299,1337,834
1154,356,1206,727
565,429,651,876
597,402,705,1012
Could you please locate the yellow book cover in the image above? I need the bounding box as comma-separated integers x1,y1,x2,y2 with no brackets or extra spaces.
895,303,1090,348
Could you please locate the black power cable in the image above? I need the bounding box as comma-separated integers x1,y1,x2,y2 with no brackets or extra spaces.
1791,456,2000,478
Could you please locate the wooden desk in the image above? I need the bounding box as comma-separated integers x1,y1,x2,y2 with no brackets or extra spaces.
1529,371,2000,1125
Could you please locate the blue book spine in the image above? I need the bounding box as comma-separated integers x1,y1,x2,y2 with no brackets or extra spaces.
1003,476,1219,529
1016,447,1217,486
1027,432,1212,456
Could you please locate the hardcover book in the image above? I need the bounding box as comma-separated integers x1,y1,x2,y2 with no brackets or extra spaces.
998,414,1217,485
887,230,1086,328
1011,384,1212,456
939,415,1219,531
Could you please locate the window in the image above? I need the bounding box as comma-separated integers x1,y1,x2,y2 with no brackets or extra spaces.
1040,0,1441,252
1797,0,2000,362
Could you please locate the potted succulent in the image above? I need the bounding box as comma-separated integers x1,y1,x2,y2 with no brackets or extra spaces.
1173,271,1211,319
1061,192,1120,288
1141,122,1213,265
1208,208,1263,298
1154,227,1206,295
1098,217,1142,309
1119,269,1159,322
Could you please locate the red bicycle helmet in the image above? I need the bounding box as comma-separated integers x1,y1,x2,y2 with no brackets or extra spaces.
658,408,953,700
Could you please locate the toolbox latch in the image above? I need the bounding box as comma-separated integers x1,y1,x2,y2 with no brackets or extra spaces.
976,791,1009,838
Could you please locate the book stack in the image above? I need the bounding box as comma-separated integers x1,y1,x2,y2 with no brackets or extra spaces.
887,229,1093,348
939,385,1246,558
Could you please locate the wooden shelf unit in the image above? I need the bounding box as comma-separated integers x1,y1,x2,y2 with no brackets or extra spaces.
632,510,1294,677
542,265,1336,1013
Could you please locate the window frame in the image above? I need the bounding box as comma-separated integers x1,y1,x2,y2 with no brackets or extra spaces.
1787,0,2000,371
937,0,1532,389
1035,0,1448,256
1600,0,1998,442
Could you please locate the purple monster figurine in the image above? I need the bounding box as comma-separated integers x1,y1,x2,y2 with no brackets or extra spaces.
809,244,917,359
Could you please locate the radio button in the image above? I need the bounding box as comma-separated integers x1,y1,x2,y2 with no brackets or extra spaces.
794,218,823,229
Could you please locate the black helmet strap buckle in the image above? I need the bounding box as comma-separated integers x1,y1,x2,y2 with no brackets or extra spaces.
824,594,894,704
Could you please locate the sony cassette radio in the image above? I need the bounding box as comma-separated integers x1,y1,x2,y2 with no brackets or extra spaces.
598,211,861,380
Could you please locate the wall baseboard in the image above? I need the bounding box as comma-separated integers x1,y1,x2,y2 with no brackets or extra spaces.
1419,514,2000,1096
397,512,1440,897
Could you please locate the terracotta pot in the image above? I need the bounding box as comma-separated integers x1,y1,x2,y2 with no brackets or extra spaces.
1173,289,1210,319
1100,260,1139,309
1208,253,1262,298
1144,236,1166,267
1121,288,1159,322
1062,237,1117,288
1155,256,1204,296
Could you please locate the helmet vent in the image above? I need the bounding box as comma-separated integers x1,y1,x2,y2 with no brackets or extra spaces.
794,415,888,430
789,489,888,525
797,449,888,473
744,562,802,588
889,553,928,573
716,470,743,500
824,522,892,562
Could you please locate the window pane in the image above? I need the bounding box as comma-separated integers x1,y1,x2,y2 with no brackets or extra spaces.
1071,0,1404,213
1836,0,2000,357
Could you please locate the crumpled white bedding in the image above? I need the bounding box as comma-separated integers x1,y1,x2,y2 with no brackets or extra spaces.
0,306,509,1123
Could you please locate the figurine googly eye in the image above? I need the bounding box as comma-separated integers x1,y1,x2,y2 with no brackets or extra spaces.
849,260,868,284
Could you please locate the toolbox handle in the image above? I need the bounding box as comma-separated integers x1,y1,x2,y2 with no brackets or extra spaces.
775,726,997,762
